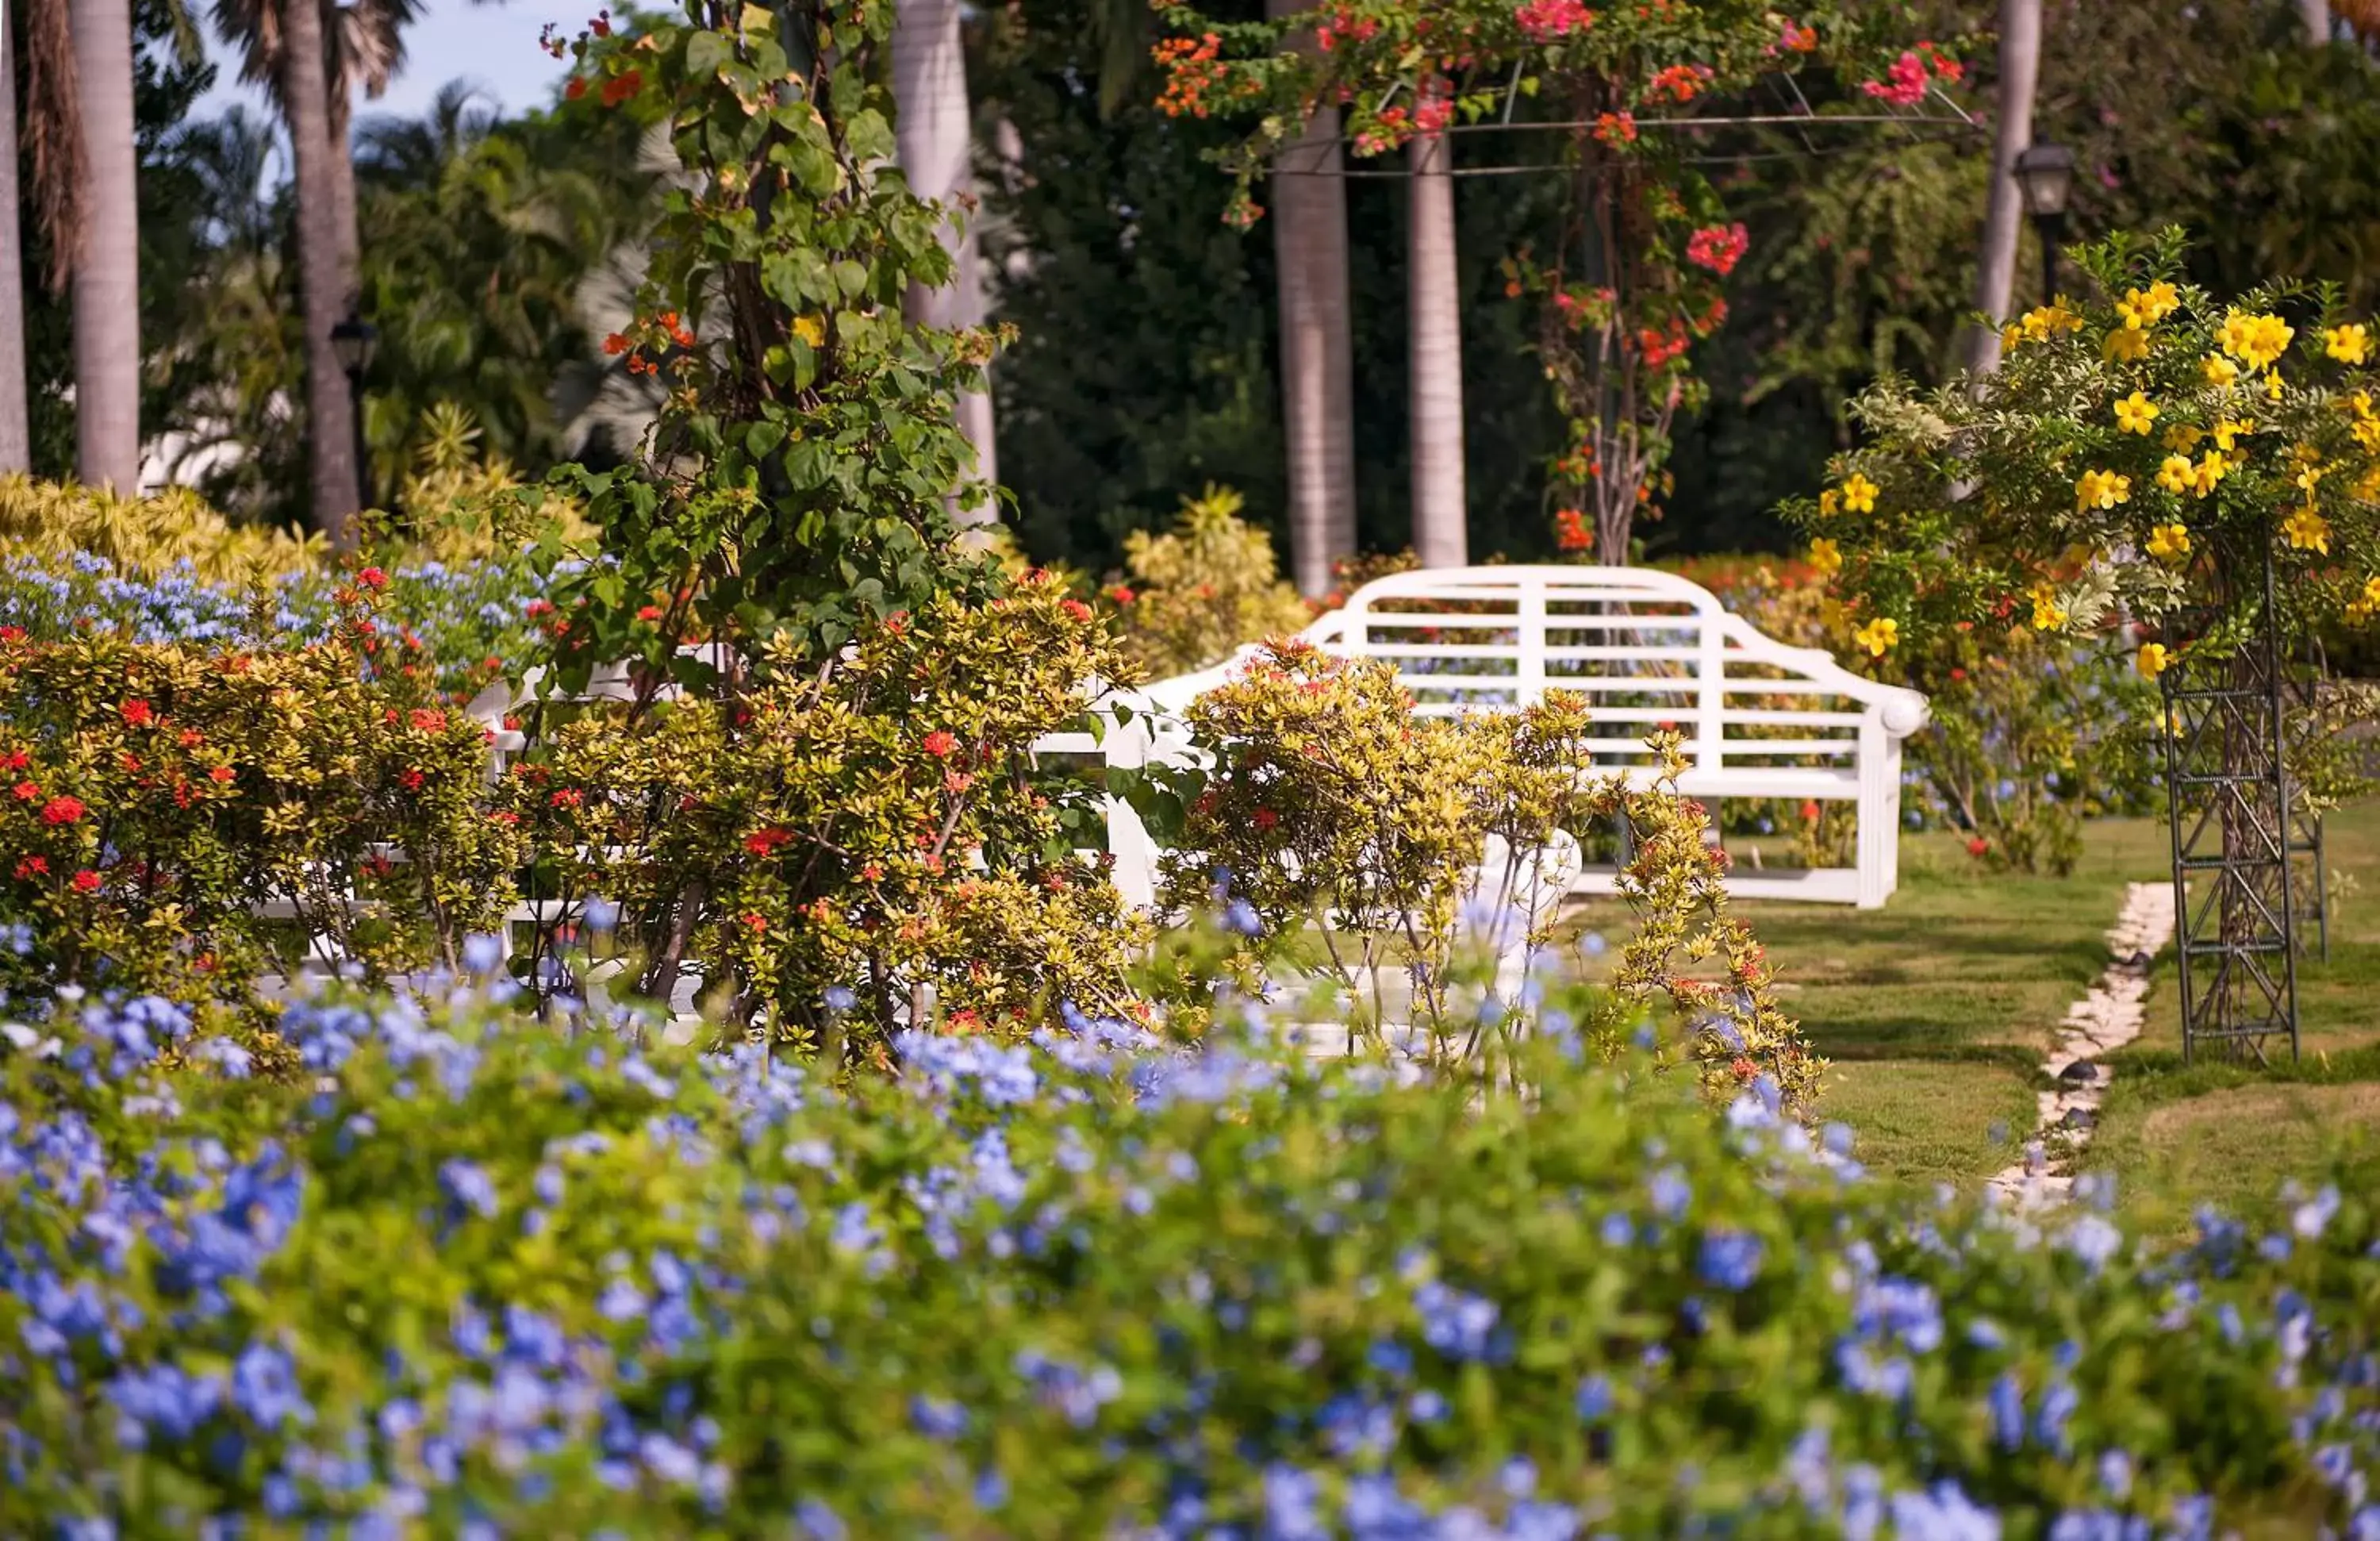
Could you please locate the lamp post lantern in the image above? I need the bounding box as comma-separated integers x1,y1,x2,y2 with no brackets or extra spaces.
329,311,378,511
2013,141,2076,304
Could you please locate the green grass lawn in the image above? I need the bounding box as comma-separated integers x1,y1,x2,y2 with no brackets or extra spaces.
2083,801,2380,1220
1558,805,2380,1197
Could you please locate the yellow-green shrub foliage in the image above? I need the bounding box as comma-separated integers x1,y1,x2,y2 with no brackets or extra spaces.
1160,640,1822,1110
1110,485,1315,676
501,577,1148,1059
0,475,321,582
0,609,524,1004
364,403,597,565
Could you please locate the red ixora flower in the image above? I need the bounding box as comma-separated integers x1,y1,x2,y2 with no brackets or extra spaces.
1253,807,1279,831
1967,836,1990,858
209,765,236,783
922,730,959,758
12,780,38,801
1060,598,1094,624
119,699,155,728
744,827,793,856
13,855,48,880
41,796,85,825
550,787,585,808
409,708,447,732
0,625,25,643
399,768,426,792
1104,585,1135,605
71,870,102,893
740,912,768,933
635,605,664,623
1554,508,1593,552
355,567,388,591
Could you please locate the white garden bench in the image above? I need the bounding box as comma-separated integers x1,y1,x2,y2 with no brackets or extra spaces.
1064,565,1929,912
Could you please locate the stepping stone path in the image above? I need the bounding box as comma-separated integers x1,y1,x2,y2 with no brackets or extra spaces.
1986,881,2178,1206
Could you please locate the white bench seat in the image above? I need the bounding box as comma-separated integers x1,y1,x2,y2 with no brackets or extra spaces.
1064,565,1928,912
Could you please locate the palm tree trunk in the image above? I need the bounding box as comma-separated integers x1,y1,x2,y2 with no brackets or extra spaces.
1266,0,1357,598
1407,131,1466,568
892,0,996,521
0,0,31,472
2299,0,2332,44
68,0,142,490
328,77,361,306
281,0,360,544
1960,0,2042,379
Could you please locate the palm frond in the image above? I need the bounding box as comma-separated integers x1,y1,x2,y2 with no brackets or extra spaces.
22,0,87,291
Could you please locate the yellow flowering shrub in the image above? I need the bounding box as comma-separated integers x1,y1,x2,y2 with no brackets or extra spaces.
1793,233,2380,668
1159,640,1823,1111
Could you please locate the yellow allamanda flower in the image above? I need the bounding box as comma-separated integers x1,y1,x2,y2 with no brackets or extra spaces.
2136,642,2171,678
2113,392,2159,434
2283,505,2332,555
2163,423,2205,452
2103,327,2152,363
2114,283,2178,332
2213,418,2254,452
2154,456,2195,495
1808,537,1843,576
2355,576,2380,626
2002,322,2025,354
2219,309,2294,372
1818,488,1841,516
2351,390,2375,420
2075,469,2132,511
2029,583,2068,631
2191,451,2230,498
2266,371,2286,402
1852,617,1898,657
2146,521,2192,561
2352,419,2380,454
2359,465,2380,501
2202,354,2240,388
1839,473,1879,514
2325,323,2371,364
2017,301,2085,343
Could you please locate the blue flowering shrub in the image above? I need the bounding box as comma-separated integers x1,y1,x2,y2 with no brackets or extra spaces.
0,619,524,1008
2,970,2377,1536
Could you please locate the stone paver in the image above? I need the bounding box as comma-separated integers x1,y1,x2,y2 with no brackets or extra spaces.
1986,881,2177,1208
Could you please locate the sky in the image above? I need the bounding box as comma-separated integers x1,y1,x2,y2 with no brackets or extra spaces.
190,1,590,133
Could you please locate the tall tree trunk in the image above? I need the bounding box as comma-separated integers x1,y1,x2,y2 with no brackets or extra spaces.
1266,0,1357,598
328,75,360,307
68,0,142,490
0,0,30,472
281,0,359,544
2298,0,2332,44
1960,0,2042,379
892,0,996,521
1407,131,1466,568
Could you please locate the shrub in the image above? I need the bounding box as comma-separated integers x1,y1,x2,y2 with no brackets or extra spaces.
1158,640,1821,1109
1107,485,1316,677
501,578,1146,1054
0,614,523,1007
2,979,2378,1534
0,475,321,582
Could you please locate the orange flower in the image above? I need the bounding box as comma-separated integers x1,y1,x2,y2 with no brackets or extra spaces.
119,699,155,728
923,730,959,758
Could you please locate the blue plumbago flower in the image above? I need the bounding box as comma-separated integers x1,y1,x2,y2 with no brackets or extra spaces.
439,1159,501,1221
1647,1166,1692,1222
1575,1374,1614,1423
1697,1229,1765,1293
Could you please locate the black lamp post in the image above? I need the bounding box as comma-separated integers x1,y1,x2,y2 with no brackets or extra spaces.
2013,141,2077,303
329,311,378,509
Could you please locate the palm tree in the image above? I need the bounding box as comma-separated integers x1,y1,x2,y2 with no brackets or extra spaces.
1407,129,1465,567
1265,0,1357,598
1961,0,2041,379
211,1,426,312
892,0,997,515
41,0,145,491
0,0,30,472
276,0,359,538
